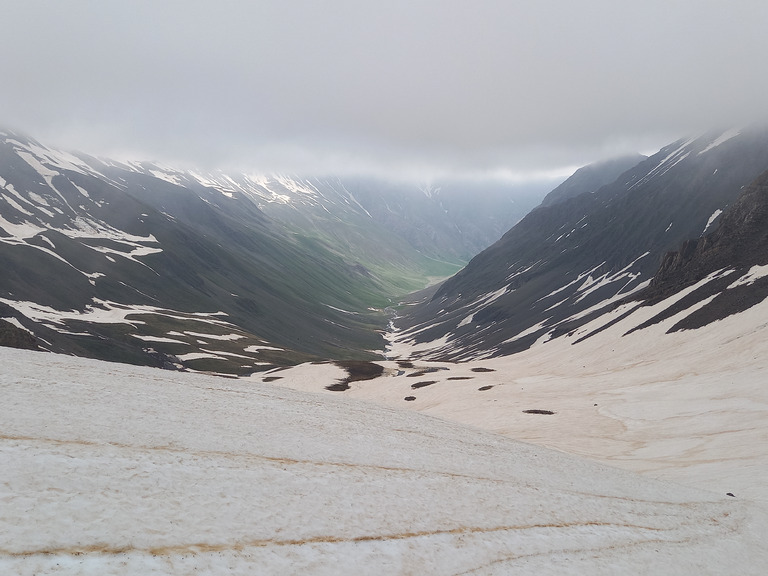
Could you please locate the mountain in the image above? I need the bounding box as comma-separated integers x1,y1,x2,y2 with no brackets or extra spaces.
0,129,546,372
394,127,768,360
539,153,647,207
631,167,768,332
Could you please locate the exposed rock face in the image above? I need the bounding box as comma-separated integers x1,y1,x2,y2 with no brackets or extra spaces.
636,169,768,330
650,169,768,294
0,319,39,350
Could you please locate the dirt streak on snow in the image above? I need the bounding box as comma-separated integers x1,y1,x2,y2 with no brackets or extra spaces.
2,348,767,574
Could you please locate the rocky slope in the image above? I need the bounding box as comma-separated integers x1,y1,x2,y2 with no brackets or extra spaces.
394,127,768,360
631,168,768,332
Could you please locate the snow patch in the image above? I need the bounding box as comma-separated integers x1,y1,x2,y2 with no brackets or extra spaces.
702,209,723,235
176,351,226,361
183,331,244,341
5,347,765,573
457,313,474,328
698,129,740,155
130,334,189,344
728,265,768,289
243,344,284,352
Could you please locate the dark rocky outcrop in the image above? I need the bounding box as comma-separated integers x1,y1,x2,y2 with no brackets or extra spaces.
0,319,39,350
646,169,768,300
636,169,768,330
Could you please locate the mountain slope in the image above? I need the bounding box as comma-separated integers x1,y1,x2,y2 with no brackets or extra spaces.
0,133,387,370
0,129,552,371
394,127,768,360
539,153,646,207
630,167,768,332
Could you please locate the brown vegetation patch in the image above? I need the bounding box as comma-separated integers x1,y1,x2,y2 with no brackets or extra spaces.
327,360,385,392
407,367,448,377
410,380,437,389
326,382,351,392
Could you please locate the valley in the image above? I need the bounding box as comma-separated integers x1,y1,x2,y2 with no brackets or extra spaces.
0,129,546,372
3,127,768,573
267,271,768,503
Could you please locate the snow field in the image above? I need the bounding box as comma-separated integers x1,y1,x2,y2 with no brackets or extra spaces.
2,348,767,574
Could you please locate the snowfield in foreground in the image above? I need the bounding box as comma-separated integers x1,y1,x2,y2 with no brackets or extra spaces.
2,348,768,574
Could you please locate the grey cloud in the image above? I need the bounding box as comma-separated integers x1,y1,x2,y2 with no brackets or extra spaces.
2,0,768,180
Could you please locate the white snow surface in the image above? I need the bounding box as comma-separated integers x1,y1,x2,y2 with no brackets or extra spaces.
2,348,767,575
728,264,768,289
702,209,723,235
243,344,284,353
130,334,189,344
0,298,236,342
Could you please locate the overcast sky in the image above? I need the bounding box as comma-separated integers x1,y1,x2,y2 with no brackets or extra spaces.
3,1,768,181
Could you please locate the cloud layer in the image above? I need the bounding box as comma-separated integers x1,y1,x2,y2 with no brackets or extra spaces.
3,1,767,180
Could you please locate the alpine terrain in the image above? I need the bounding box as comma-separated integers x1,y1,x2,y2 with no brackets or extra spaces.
3,127,768,574
0,129,546,373
394,127,768,360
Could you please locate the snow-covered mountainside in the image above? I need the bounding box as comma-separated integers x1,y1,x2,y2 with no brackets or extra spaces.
0,129,545,371
3,346,767,575
395,127,768,360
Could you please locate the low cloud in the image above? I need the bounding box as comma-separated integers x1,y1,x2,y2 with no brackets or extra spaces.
3,1,767,181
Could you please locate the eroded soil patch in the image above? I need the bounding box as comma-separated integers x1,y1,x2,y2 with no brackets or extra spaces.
411,381,437,389
407,367,449,377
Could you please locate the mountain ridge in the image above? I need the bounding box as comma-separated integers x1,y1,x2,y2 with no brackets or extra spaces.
0,128,548,371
